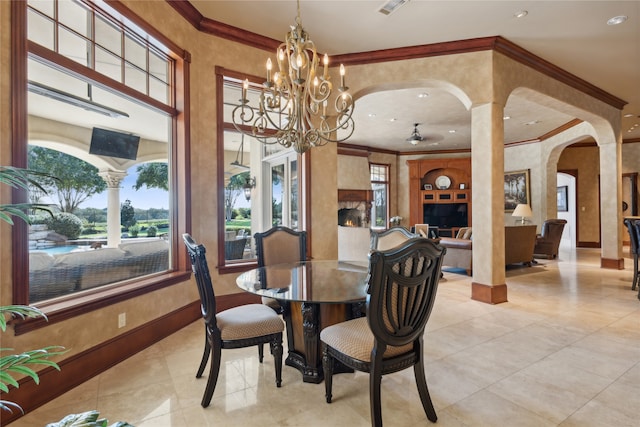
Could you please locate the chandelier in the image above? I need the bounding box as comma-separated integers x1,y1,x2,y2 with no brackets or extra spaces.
232,0,355,154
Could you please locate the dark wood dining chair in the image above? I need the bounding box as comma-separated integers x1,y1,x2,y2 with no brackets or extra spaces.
321,237,446,427
370,226,415,251
254,226,307,314
623,218,640,295
182,233,284,407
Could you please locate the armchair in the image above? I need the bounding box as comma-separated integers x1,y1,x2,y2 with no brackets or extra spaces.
533,219,567,259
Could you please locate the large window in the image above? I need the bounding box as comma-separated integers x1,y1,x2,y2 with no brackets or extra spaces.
217,68,301,270
12,0,189,315
370,163,389,229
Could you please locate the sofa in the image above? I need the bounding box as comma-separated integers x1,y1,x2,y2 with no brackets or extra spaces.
29,239,169,302
438,225,537,275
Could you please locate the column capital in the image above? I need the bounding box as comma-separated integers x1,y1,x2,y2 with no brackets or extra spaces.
98,170,127,187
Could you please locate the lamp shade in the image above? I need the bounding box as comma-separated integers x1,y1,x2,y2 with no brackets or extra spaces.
512,204,533,224
512,204,533,218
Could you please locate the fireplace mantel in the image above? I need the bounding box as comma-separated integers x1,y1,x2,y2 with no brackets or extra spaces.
338,189,373,203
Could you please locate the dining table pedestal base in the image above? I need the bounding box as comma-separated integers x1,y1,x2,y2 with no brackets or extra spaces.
283,301,364,383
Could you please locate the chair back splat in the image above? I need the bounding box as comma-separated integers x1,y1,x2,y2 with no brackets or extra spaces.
254,226,307,267
183,233,284,408
321,237,446,427
370,226,415,251
367,238,443,348
184,234,217,327
254,226,307,314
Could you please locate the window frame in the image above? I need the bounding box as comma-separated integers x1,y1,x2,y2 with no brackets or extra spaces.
215,67,264,273
10,0,191,334
370,162,390,229
215,66,308,273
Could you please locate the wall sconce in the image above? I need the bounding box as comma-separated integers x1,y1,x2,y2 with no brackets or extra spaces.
243,177,256,201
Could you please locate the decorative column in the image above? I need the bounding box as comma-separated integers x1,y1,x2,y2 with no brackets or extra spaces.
599,140,624,268
98,170,127,248
470,102,508,304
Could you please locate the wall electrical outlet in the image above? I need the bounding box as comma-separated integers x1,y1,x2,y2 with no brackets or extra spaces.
118,312,126,328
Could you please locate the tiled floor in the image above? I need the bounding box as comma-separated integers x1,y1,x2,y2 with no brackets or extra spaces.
17,246,640,426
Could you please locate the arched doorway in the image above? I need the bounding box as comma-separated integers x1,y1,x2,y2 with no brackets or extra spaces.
557,171,577,248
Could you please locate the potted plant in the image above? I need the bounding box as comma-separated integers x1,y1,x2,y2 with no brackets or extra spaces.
0,166,133,426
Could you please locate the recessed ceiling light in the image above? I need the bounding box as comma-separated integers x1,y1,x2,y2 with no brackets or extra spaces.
368,113,376,118
504,116,511,120
418,93,429,98
390,118,397,122
514,10,528,18
448,130,456,133
623,113,634,118
607,15,627,25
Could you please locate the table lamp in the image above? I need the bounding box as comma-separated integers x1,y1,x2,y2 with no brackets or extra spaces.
512,203,533,225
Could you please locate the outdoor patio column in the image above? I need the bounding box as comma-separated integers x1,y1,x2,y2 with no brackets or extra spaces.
98,170,127,248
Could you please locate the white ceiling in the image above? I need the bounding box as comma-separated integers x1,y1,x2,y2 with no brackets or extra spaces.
190,0,640,152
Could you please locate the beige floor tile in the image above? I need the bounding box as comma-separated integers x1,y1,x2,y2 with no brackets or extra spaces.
16,248,640,427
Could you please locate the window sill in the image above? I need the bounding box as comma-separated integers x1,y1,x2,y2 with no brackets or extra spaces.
13,271,190,335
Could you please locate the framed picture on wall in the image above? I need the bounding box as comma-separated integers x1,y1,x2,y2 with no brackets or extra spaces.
504,169,530,212
557,185,568,212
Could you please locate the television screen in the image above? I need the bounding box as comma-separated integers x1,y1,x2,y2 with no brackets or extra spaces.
89,127,140,160
423,203,468,229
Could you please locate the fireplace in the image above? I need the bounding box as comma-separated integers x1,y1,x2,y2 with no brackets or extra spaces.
338,189,372,228
338,208,363,227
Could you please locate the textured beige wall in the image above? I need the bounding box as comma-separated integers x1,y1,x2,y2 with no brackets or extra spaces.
504,143,544,228
2,0,632,359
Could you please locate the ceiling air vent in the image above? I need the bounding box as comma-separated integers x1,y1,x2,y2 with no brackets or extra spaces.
377,0,410,16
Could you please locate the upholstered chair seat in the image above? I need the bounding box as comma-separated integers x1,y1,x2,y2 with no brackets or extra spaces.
321,238,446,427
183,234,284,408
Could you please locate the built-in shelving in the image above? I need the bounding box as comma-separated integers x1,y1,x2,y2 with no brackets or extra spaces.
407,158,472,231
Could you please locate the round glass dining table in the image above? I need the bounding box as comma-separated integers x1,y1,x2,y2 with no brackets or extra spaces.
236,260,369,383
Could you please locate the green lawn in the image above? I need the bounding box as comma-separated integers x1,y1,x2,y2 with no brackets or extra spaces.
226,218,251,234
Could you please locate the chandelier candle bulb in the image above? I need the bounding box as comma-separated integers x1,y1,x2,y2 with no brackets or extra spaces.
230,0,355,153
323,54,329,79
242,79,248,102
266,58,272,84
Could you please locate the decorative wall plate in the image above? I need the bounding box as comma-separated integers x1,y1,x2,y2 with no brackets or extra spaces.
435,175,451,190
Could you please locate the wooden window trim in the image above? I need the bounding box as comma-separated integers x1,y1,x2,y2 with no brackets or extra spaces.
10,0,192,332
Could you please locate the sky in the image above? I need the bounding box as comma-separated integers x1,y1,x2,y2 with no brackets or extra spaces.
82,168,169,210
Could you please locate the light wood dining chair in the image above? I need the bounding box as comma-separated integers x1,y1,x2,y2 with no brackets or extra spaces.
183,233,284,407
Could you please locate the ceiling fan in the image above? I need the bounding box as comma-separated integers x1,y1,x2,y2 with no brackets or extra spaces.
406,123,425,145
230,133,250,170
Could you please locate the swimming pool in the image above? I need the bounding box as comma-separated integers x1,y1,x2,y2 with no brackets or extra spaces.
30,245,92,255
